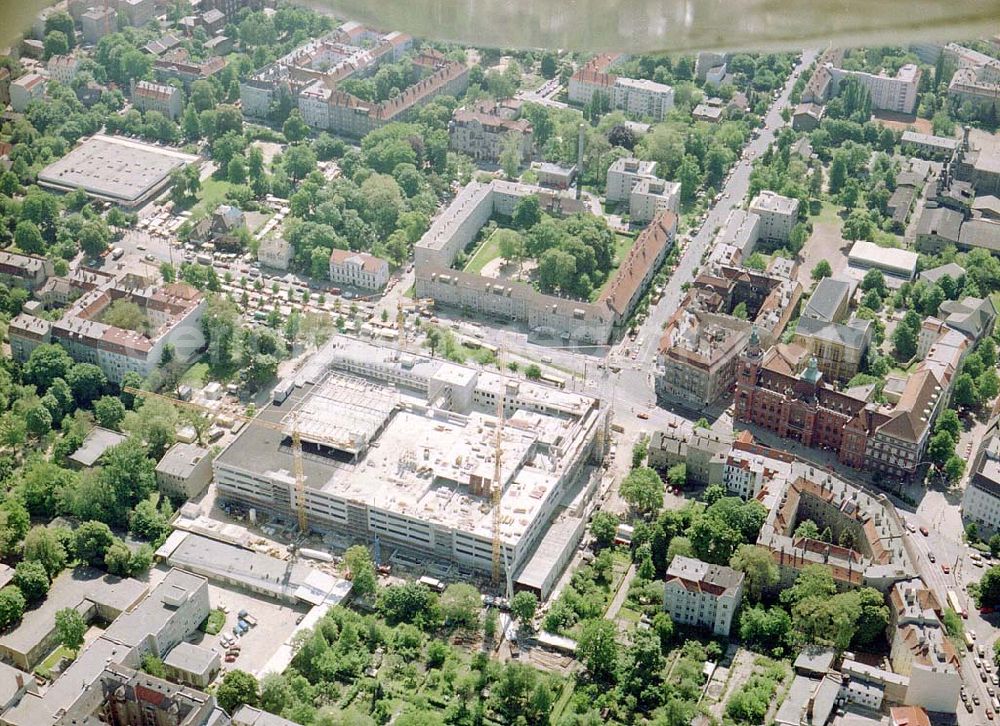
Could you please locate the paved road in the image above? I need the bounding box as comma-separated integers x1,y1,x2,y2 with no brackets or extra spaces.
628,49,818,372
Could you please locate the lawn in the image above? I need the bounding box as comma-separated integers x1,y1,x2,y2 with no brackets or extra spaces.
190,177,236,221
200,609,226,635
35,645,75,680
462,228,502,275
592,233,638,301
180,361,210,388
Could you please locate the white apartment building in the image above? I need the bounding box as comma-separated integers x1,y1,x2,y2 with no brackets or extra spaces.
612,77,675,120
963,415,1000,534
663,556,744,636
629,178,680,223
328,249,390,290
749,190,799,243
829,63,922,114
605,157,658,202
10,73,46,113
723,448,791,501
47,55,80,85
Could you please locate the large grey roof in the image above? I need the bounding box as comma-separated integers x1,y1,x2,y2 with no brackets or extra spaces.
919,262,966,284
68,426,127,468
794,315,872,351
916,205,963,243
156,443,210,478
959,219,1000,252
232,705,301,726
163,642,218,676
802,277,853,323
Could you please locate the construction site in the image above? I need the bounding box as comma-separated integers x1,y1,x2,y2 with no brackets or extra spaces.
212,335,609,596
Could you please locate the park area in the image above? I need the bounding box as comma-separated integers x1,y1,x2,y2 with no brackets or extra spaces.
459,209,637,303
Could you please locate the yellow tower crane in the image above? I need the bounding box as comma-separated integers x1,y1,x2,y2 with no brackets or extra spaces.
491,349,506,586
124,386,344,534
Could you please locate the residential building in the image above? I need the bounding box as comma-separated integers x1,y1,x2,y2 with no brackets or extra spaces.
647,427,733,484
118,0,154,27
755,462,915,592
240,29,468,138
948,61,1000,113
9,73,45,113
691,101,724,123
80,7,118,45
52,664,226,726
329,249,390,291
448,107,533,164
656,309,752,405
695,52,726,82
0,663,35,713
0,68,10,107
156,443,212,500
791,102,825,131
723,446,792,501
963,414,1000,535
958,217,1000,253
749,191,798,244
887,578,961,713
0,251,52,290
605,157,658,202
612,77,675,120
938,295,997,342
201,8,226,34
629,178,680,223
68,426,128,470
258,237,293,270
9,279,205,385
46,55,80,85
131,79,183,120
414,180,673,342
663,556,743,636
162,642,220,688
233,706,301,726
568,54,674,120
829,63,922,114
153,53,227,88
713,209,761,262
901,130,960,159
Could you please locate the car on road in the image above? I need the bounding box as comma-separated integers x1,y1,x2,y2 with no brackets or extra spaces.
966,700,975,713
942,563,951,574
637,412,649,420
919,526,929,536
988,708,995,720
906,522,916,533
975,694,982,706
928,552,936,562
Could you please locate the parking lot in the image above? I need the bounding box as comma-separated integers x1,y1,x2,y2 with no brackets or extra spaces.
185,579,309,680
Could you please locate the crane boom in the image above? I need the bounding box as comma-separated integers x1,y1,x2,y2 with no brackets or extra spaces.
491,351,504,586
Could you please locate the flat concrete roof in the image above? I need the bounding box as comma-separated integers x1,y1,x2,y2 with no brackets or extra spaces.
163,641,218,676
38,135,198,205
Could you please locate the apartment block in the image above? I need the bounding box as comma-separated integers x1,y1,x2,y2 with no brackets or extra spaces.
605,157,658,202
132,80,183,120
962,414,1000,535
663,556,743,636
449,107,533,164
9,277,205,385
257,237,293,270
629,177,680,223
829,63,921,114
656,309,752,405
329,249,390,290
749,190,798,244
81,7,118,45
10,73,46,113
46,55,80,85
647,427,733,485
568,54,674,120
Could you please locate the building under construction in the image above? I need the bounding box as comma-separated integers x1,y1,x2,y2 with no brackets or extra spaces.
213,336,608,591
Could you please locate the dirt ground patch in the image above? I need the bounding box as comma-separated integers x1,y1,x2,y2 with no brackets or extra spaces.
871,111,934,134
480,257,538,283
797,221,852,289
